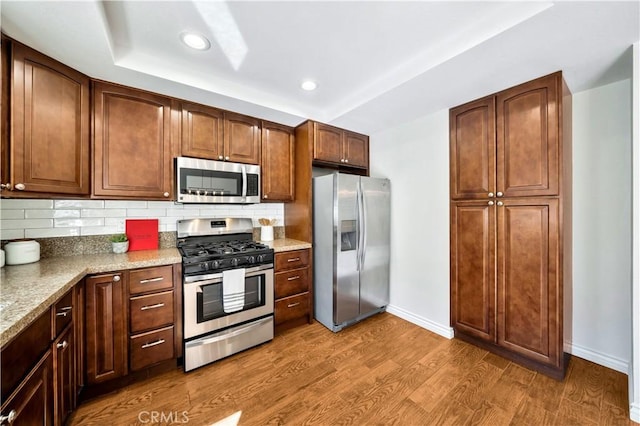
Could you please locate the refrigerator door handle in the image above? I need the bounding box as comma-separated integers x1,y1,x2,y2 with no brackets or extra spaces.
361,182,367,268
355,182,362,271
357,180,366,271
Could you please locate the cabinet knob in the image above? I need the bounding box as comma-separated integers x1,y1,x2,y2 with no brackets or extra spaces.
344,159,349,163
263,195,268,199
0,410,16,424
340,159,345,163
56,340,68,350
497,201,504,206
112,275,121,282
14,183,25,191
496,192,503,197
0,183,11,190
488,192,494,198
163,192,169,197
488,201,495,206
218,155,224,160
225,156,230,161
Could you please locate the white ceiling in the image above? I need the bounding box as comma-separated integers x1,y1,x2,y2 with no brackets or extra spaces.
1,1,638,135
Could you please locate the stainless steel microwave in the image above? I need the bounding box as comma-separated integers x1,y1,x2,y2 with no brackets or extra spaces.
175,157,260,204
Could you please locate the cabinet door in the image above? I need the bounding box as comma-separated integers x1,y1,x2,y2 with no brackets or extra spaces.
93,82,172,199
450,200,496,342
224,112,260,164
0,352,53,426
313,122,343,164
85,272,127,384
496,73,560,197
54,324,74,425
261,121,294,202
497,198,561,367
449,96,496,200
10,41,90,195
343,131,368,169
181,101,224,160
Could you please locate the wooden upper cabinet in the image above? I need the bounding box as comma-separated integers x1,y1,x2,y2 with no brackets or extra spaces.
450,200,496,343
224,112,260,164
93,81,173,199
261,121,294,202
313,122,369,169
497,73,560,197
180,101,224,160
8,41,90,195
314,123,343,164
450,96,496,200
497,198,561,366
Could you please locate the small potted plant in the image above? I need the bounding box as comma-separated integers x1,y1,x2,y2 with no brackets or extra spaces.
109,233,129,254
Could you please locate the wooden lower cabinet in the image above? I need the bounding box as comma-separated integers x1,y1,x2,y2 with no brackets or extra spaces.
274,248,312,332
85,272,128,384
54,324,74,425
451,198,565,378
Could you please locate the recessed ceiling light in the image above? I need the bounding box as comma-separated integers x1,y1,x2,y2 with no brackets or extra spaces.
180,32,211,50
301,80,317,91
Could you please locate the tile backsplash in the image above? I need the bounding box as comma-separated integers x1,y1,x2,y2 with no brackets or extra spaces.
0,199,284,241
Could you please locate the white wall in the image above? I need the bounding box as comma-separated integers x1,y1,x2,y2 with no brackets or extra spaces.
369,110,452,338
571,78,632,373
0,199,284,240
369,79,634,373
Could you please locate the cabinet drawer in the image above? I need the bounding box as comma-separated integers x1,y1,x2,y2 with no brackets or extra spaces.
274,293,309,325
275,249,310,271
275,267,309,299
129,265,174,294
129,326,174,371
130,291,174,334
53,289,74,337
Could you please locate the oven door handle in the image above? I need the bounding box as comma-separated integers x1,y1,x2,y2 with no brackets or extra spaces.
185,317,272,348
184,263,274,284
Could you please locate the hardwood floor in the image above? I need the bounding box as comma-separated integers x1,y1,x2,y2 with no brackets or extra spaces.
69,313,634,425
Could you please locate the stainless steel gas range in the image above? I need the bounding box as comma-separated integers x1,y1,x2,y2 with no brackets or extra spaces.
177,218,274,372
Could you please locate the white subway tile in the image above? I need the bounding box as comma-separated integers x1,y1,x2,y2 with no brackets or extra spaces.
1,199,53,209
26,227,80,238
126,209,167,217
105,218,125,226
80,226,120,236
165,209,186,218
0,229,25,240
81,208,127,218
25,209,81,219
54,200,104,209
0,209,25,219
55,218,104,228
147,201,175,208
1,219,53,230
104,200,147,209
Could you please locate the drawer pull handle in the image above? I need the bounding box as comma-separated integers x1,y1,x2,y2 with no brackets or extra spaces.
0,409,16,424
56,311,69,317
287,302,301,308
140,303,165,311
56,340,68,350
287,257,300,262
140,277,164,284
287,275,300,281
60,306,72,311
141,339,165,349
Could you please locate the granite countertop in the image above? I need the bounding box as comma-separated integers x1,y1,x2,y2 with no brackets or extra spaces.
0,238,311,348
0,248,181,347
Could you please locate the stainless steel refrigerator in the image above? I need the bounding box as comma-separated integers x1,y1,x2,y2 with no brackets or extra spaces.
313,172,390,332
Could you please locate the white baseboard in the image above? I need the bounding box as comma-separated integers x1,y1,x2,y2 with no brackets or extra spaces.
630,402,640,424
386,304,454,339
565,341,630,375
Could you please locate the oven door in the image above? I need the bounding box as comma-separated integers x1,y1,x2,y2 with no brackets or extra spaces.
183,265,274,339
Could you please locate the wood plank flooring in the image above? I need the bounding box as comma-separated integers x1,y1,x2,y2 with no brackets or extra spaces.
69,313,634,425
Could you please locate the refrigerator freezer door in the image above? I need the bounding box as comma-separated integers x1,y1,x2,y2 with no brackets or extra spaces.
359,177,391,314
335,173,361,325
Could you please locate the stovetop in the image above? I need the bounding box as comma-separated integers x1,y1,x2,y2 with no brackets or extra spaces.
179,240,271,260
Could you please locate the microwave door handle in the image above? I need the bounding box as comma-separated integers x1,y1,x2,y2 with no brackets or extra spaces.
241,166,247,198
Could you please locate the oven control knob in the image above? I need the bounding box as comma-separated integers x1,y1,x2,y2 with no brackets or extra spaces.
257,254,265,263
211,260,220,269
200,262,208,271
247,256,255,264
231,258,239,267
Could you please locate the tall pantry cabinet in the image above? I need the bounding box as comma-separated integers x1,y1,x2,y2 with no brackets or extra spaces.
449,72,572,379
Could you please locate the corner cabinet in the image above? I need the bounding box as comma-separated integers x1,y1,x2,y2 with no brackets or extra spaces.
261,121,294,202
92,81,173,200
313,122,368,169
2,38,90,197
450,72,571,379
